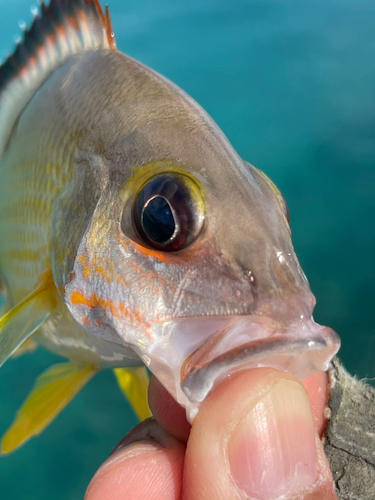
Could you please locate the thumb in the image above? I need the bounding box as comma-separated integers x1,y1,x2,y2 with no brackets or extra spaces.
184,368,336,500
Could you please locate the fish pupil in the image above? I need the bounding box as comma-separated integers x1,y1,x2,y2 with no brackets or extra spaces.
142,196,175,243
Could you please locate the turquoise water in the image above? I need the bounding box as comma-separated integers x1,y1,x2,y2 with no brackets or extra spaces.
1,0,375,498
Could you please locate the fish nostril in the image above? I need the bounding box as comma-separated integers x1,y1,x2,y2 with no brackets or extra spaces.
230,255,257,287
244,269,256,285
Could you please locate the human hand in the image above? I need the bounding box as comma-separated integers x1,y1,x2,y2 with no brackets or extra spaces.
85,368,336,500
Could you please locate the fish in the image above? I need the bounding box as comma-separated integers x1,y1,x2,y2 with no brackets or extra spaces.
0,0,340,453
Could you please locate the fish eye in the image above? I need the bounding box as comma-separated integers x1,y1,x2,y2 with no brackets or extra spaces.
132,172,205,251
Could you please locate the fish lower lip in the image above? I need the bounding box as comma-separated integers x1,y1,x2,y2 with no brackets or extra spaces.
181,325,338,405
139,315,340,422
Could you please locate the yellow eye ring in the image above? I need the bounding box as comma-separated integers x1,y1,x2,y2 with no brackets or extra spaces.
256,169,290,223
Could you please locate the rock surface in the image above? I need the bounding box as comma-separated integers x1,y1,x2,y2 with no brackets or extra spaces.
325,358,375,500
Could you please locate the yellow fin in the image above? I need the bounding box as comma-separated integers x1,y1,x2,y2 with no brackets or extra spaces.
1,363,96,454
12,338,38,358
0,269,57,368
114,367,152,421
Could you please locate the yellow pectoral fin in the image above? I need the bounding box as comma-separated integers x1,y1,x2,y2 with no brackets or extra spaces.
114,367,152,421
1,363,96,454
11,338,38,358
0,269,57,368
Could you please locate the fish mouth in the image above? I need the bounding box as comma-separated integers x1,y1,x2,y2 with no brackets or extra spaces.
140,315,340,422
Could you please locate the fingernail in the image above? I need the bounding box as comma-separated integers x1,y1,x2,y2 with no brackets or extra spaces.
110,438,163,459
110,430,163,457
109,417,170,457
228,379,317,500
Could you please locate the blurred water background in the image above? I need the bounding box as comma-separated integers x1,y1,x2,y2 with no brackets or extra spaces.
0,0,374,498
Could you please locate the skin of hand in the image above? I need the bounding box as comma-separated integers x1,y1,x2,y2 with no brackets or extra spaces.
85,368,337,500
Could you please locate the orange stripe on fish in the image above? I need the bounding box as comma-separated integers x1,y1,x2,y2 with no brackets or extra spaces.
78,254,118,284
131,241,175,263
78,255,91,279
95,265,114,283
81,316,91,327
70,291,147,327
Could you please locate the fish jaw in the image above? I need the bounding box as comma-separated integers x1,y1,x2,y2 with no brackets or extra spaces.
135,315,340,422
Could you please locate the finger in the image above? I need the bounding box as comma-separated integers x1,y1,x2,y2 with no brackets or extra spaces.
85,418,185,500
301,370,330,437
148,370,329,442
184,368,336,500
148,375,191,442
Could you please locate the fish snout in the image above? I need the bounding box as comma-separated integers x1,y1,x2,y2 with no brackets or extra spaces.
235,245,315,324
254,287,316,325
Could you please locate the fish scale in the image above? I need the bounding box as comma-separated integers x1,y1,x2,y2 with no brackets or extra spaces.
0,144,72,301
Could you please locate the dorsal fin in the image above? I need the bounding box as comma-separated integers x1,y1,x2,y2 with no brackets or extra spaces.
0,0,116,158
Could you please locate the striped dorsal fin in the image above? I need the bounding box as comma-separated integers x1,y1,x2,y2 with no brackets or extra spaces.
0,0,116,158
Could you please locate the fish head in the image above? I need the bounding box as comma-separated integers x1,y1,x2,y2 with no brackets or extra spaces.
51,53,339,419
